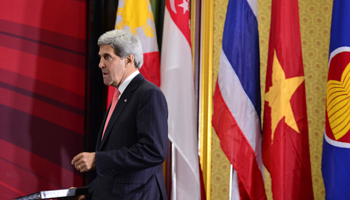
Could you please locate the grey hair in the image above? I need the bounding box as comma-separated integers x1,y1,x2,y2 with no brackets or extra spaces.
97,30,144,69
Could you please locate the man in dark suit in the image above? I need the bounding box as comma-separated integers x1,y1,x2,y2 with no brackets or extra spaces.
71,30,168,200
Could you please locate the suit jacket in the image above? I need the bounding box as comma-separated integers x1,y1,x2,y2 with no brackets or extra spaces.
87,74,168,200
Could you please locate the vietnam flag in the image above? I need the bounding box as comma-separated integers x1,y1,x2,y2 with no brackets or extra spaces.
107,0,160,105
262,0,314,199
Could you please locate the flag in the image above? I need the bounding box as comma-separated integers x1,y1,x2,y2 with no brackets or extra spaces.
107,0,160,105
322,1,350,199
212,0,266,199
160,0,201,199
262,0,314,199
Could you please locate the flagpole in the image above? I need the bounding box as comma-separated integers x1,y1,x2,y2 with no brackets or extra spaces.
229,165,232,200
200,0,214,199
171,143,176,200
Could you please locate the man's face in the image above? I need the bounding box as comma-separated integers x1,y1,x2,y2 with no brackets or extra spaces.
98,45,126,88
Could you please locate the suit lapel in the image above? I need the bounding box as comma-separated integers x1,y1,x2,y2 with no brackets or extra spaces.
98,74,145,150
96,106,109,150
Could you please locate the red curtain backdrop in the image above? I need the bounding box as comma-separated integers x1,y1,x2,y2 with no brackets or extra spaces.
0,0,87,199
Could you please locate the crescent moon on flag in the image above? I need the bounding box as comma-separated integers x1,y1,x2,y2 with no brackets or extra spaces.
169,0,177,14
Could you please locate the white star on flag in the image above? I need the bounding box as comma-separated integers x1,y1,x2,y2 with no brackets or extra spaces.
178,0,189,14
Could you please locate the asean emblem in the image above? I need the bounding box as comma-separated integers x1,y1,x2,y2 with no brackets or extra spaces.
326,47,350,144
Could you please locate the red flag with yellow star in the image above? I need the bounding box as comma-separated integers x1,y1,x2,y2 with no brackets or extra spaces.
262,0,314,199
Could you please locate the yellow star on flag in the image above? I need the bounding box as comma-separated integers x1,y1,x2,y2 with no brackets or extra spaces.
265,50,305,142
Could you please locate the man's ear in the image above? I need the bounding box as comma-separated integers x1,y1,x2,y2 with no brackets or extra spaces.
126,55,134,65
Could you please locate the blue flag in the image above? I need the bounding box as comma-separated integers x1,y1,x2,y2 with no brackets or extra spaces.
322,1,350,199
212,0,266,199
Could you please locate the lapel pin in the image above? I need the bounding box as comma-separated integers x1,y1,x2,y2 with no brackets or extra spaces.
124,99,127,102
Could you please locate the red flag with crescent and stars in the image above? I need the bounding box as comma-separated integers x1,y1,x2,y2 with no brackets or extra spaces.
161,0,202,199
262,0,314,199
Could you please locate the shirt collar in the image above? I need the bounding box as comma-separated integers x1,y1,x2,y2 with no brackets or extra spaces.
117,70,139,96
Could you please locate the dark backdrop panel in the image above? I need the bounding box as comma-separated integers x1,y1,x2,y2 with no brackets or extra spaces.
84,0,118,184
0,0,87,199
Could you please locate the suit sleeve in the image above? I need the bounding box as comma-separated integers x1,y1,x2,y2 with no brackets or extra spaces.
94,88,168,175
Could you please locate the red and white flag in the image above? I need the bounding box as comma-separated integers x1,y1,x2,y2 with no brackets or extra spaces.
161,0,201,199
107,0,160,105
212,0,266,199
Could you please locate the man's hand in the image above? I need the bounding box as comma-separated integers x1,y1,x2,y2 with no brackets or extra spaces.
71,152,96,173
67,187,86,200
